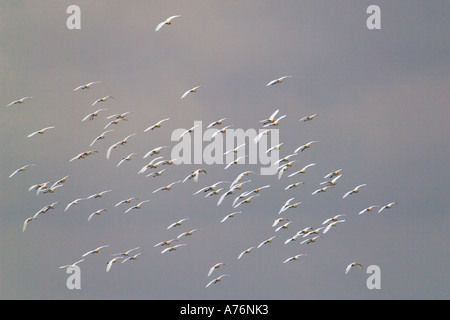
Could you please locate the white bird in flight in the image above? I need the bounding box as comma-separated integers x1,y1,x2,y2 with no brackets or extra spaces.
343,184,367,199
59,259,85,269
124,200,150,214
345,262,363,274
6,96,32,106
288,163,316,177
295,141,319,153
220,211,242,223
69,150,99,162
378,202,397,213
117,153,137,167
299,114,319,122
257,236,277,248
88,209,108,222
152,180,182,193
90,130,114,147
144,118,170,132
323,219,346,234
82,108,108,122
155,15,181,32
207,118,228,128
283,254,307,264
260,109,280,125
177,229,199,240
237,247,254,260
167,218,190,230
65,198,86,212
82,245,110,257
181,86,201,99
9,164,36,178
275,221,291,232
112,247,140,257
178,124,199,140
73,81,101,91
161,244,187,254
208,263,225,277
322,215,346,225
358,205,380,215
266,76,292,86
106,257,123,272
106,133,137,159
205,274,230,288
86,190,112,200
91,96,114,106
27,126,55,138
115,197,139,207
143,146,167,158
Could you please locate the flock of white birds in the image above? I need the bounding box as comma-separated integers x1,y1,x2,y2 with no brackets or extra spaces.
6,14,398,292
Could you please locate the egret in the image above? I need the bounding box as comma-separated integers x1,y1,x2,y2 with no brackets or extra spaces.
207,118,228,128
106,257,123,272
152,180,181,193
266,76,291,86
9,164,36,178
92,96,114,107
260,109,279,125
167,218,189,230
65,198,86,212
117,153,137,167
257,236,277,248
288,163,316,177
69,150,99,162
60,259,85,269
181,86,201,99
82,108,108,122
82,245,110,257
88,209,108,222
283,254,307,263
144,118,170,132
358,205,380,215
208,263,225,277
115,197,139,207
323,220,346,234
143,146,167,158
124,200,150,214
73,81,101,91
295,141,319,153
205,274,230,288
27,126,55,138
161,244,187,254
220,211,242,223
345,262,363,274
378,202,397,213
299,114,319,122
177,229,199,240
342,184,366,199
155,15,181,32
237,247,254,260
6,96,32,106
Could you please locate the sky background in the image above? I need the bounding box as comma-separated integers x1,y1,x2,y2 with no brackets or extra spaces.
0,1,449,300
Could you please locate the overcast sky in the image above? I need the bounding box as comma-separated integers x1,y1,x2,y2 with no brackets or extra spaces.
0,1,449,300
